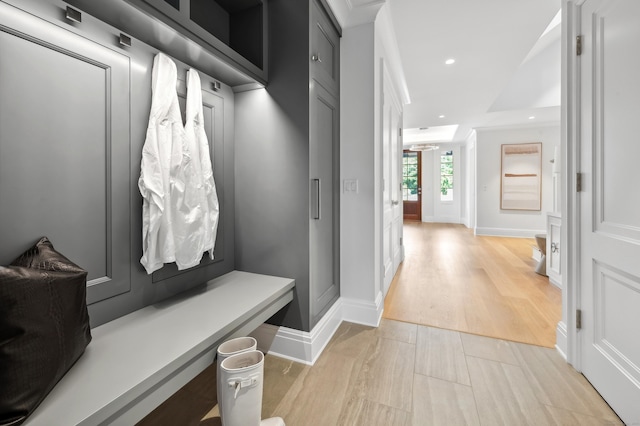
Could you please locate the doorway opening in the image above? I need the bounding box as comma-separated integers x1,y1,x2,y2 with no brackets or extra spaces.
402,150,421,221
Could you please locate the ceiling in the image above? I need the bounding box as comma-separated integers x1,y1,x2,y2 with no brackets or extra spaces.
387,0,562,145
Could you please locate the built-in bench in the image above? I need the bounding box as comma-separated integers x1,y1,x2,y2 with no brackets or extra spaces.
25,271,295,425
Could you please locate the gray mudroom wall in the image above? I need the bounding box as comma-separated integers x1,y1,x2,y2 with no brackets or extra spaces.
0,0,236,327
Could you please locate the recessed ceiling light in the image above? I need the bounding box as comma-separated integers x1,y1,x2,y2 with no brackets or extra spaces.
529,116,536,120
438,115,445,119
445,58,455,65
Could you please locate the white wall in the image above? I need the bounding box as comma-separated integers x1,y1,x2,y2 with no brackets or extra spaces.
339,4,407,326
420,144,463,224
475,124,560,237
340,22,376,306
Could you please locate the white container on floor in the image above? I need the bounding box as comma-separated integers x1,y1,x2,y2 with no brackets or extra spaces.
219,350,264,426
217,336,258,422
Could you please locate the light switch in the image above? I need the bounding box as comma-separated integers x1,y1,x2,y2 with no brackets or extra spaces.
343,179,359,193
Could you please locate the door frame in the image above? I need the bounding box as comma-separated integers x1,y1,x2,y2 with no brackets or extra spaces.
563,0,583,369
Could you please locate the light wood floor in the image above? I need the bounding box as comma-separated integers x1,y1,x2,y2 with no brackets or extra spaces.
138,320,621,425
384,222,562,348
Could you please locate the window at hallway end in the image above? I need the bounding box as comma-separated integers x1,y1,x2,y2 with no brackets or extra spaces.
402,151,419,201
441,150,453,201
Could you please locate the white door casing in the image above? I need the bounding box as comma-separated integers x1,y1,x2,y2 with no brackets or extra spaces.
578,0,640,423
381,61,403,297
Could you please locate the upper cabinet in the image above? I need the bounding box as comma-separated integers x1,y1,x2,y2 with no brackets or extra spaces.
65,0,268,88
133,0,267,83
310,0,339,96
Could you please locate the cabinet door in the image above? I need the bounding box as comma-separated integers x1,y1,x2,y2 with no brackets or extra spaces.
0,2,131,303
309,81,339,327
310,0,340,96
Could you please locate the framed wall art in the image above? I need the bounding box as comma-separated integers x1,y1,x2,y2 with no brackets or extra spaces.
500,142,542,211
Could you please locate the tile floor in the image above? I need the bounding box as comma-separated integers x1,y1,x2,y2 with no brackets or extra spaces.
255,320,622,426
140,319,623,425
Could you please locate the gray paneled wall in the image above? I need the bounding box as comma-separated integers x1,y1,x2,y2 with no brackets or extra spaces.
0,0,235,327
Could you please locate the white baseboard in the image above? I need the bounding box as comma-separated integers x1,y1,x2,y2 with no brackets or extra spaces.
422,216,461,224
549,275,562,289
555,321,568,360
341,292,383,327
474,227,546,238
251,292,384,365
532,246,543,261
250,298,344,365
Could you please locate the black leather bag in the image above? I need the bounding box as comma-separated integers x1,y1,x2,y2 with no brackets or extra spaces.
0,237,92,426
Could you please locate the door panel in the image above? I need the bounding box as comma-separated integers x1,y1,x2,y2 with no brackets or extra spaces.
382,65,402,296
579,1,640,423
309,80,339,325
0,4,130,304
311,0,339,95
391,101,403,273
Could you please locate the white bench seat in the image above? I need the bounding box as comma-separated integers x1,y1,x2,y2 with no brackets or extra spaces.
25,271,295,426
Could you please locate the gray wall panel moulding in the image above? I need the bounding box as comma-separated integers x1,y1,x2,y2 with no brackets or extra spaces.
0,0,237,328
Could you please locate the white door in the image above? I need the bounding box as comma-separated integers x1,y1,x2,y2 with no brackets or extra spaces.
579,0,640,423
391,99,403,273
382,64,403,296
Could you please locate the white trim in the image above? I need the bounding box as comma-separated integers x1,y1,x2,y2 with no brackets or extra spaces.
325,0,385,28
549,275,562,289
556,321,568,360
375,5,411,105
562,0,580,369
473,120,561,132
342,292,384,327
251,298,344,365
422,216,462,224
474,227,546,238
251,292,383,365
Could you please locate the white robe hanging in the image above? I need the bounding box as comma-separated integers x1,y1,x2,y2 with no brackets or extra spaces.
174,69,219,269
139,53,220,274
139,52,185,274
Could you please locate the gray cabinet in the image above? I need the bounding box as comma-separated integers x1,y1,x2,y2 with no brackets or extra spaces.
65,0,267,88
128,0,267,84
310,0,340,96
309,1,340,326
235,0,340,331
309,76,339,325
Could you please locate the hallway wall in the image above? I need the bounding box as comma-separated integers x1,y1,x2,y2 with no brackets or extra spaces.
475,124,560,237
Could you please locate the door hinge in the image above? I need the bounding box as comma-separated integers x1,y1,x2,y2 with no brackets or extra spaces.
576,172,583,192
400,236,403,246
576,35,583,56
576,309,582,330
399,128,403,137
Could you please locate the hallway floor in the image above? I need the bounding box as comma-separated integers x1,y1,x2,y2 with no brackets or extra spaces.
139,320,621,425
384,222,561,347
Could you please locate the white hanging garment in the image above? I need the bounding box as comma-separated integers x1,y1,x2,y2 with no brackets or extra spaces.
174,69,219,269
138,53,186,274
